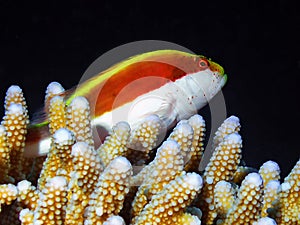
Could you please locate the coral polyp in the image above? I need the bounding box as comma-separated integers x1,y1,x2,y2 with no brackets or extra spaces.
0,82,299,225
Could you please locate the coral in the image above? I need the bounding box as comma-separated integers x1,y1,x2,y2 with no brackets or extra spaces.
66,96,94,146
221,173,264,225
34,176,68,224
132,172,203,225
276,159,300,225
97,122,130,167
0,82,299,225
198,132,242,224
84,157,132,224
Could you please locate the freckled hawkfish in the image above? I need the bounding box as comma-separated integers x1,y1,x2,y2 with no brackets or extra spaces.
25,49,227,157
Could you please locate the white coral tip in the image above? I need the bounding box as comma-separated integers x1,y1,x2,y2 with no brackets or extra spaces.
17,180,32,192
158,140,180,152
71,142,89,156
225,115,240,123
70,96,89,109
7,183,18,195
53,128,74,143
188,114,205,124
245,172,263,186
103,215,125,225
7,103,23,114
114,121,131,132
175,122,194,135
224,132,242,144
110,156,132,173
265,180,281,191
7,85,22,94
253,217,277,225
260,160,280,173
46,82,65,95
19,208,32,219
48,176,67,188
185,172,203,190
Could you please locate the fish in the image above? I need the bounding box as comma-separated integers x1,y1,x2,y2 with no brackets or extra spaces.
24,49,227,157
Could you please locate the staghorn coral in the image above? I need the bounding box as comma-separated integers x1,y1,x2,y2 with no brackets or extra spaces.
37,128,75,190
167,120,194,165
212,115,240,149
44,81,65,112
261,180,281,218
33,176,69,225
132,172,203,225
48,96,67,135
198,132,242,224
2,103,28,181
126,114,163,165
66,96,94,147
213,180,235,219
64,142,104,225
276,158,300,225
184,114,206,172
130,140,184,222
221,172,264,225
16,180,39,210
0,82,299,225
97,121,131,167
84,157,132,225
259,160,281,186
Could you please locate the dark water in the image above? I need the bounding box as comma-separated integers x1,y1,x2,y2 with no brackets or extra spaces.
0,0,299,177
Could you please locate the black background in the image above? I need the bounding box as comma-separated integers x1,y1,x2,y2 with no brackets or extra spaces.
0,0,299,177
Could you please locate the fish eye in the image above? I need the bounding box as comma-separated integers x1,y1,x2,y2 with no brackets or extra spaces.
199,59,209,68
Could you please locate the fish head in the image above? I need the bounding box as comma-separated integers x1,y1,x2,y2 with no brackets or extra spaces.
173,55,227,117
192,55,227,99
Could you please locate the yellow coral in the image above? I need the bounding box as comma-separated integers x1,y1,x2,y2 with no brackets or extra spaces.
185,114,206,171
213,180,235,218
52,128,76,175
132,172,203,225
97,121,130,167
85,157,132,224
167,121,194,165
48,96,67,135
1,103,28,181
66,96,94,146
4,85,28,122
0,82,299,225
34,176,68,225
127,114,163,165
261,180,281,218
0,125,12,183
44,81,65,106
64,142,104,225
0,183,18,212
212,115,240,149
131,140,184,221
277,159,300,225
259,160,281,186
199,132,242,225
19,208,34,225
17,180,39,210
222,173,264,225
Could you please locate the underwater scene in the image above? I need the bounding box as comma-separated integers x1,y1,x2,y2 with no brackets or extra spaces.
0,50,299,224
